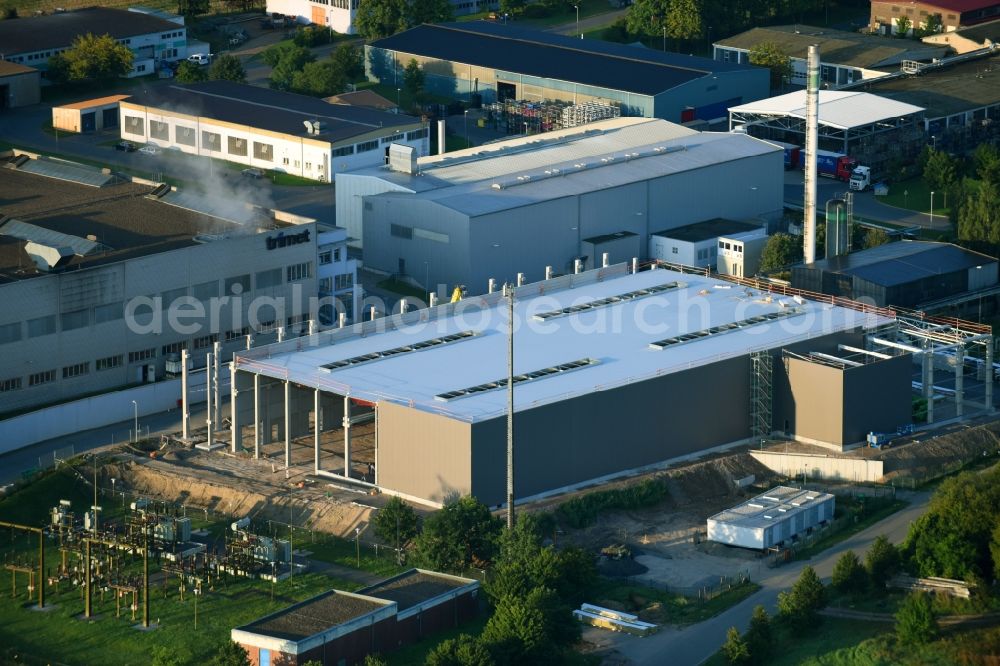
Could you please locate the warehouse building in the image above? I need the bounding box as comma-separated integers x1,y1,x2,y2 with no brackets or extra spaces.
0,7,189,75
0,156,357,414
713,25,948,87
366,22,769,123
707,486,836,550
52,95,130,133
233,570,479,665
791,240,999,308
0,60,40,109
337,117,784,291
870,0,1000,35
119,81,430,182
226,263,936,507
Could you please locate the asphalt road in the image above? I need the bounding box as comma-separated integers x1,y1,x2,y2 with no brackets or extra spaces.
586,489,931,665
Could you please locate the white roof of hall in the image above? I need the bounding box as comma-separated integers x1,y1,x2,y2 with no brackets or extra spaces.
708,486,835,529
729,90,924,130
345,118,782,216
236,266,890,423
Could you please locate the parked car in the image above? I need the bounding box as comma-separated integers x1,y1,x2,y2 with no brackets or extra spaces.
115,141,136,152
138,145,160,155
242,167,265,179
187,53,211,66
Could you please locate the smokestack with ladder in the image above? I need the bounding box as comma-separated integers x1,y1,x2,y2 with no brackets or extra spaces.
803,44,820,264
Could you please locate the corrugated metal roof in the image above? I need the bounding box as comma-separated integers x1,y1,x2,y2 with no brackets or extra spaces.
370,22,753,97
18,158,114,187
0,218,103,256
0,7,181,55
730,90,924,130
800,240,997,287
350,119,780,216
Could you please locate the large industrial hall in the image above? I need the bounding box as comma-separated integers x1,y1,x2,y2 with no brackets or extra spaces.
214,263,995,507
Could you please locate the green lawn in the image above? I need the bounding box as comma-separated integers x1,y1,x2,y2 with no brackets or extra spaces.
589,578,761,626
377,276,430,300
306,536,405,578
877,177,955,217
794,499,908,561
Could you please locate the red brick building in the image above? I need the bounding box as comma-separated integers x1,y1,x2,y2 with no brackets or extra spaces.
232,570,480,666
871,0,1000,35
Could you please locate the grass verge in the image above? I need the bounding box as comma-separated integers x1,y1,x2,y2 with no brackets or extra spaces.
703,618,890,666
306,536,406,578
794,499,908,561
377,276,428,299
590,578,761,626
877,177,955,217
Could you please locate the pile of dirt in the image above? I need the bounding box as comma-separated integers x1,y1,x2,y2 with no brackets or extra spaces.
881,420,1000,481
660,452,777,508
107,458,372,538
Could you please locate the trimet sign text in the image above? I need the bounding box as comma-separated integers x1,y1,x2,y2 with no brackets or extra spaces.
266,229,311,250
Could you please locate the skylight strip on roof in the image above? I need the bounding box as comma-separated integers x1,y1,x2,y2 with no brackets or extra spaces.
648,308,800,350
321,330,477,371
531,282,684,322
434,358,599,402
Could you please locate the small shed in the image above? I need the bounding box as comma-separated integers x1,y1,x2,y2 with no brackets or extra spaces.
0,60,40,109
52,95,130,133
707,486,835,550
581,231,641,269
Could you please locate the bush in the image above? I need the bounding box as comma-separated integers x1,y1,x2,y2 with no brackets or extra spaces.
865,535,899,589
426,634,494,666
555,477,668,528
520,3,552,17
831,550,868,596
294,25,333,47
777,566,825,630
722,626,750,664
745,605,772,664
896,592,937,644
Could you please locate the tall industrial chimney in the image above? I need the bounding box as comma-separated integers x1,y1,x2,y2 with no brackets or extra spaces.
803,44,820,264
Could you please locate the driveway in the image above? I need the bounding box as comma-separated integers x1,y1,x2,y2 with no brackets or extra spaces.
586,490,931,665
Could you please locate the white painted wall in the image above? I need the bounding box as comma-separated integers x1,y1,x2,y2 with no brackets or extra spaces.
267,0,358,34
0,373,227,455
750,450,885,483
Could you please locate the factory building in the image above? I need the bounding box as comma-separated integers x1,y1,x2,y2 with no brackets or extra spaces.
791,240,999,308
337,117,784,291
366,22,769,123
0,7,189,75
707,486,836,550
119,81,430,182
0,61,40,109
0,156,357,414
226,263,939,507
233,570,479,665
713,24,948,88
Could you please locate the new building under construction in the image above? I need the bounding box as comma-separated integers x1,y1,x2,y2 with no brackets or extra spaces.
213,263,994,507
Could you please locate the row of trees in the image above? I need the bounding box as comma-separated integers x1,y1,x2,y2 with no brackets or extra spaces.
355,0,453,40
176,54,247,84
759,224,891,274
262,42,364,97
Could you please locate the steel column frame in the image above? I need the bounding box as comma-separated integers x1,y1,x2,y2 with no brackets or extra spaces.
253,373,261,460
284,380,291,469
314,388,321,475
343,395,352,479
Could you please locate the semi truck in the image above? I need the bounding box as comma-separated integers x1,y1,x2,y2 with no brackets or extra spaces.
768,140,801,170
849,165,872,191
816,150,858,181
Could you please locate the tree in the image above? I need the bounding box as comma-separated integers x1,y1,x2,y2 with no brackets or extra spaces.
294,25,333,47
426,634,495,666
208,54,246,83
46,33,133,84
759,232,801,272
175,60,208,83
413,496,501,572
923,148,959,193
403,58,425,99
974,143,1000,184
664,0,703,43
923,12,942,35
481,587,552,662
372,495,419,556
895,15,911,37
210,641,249,666
831,550,868,596
177,0,209,17
362,656,387,666
896,592,937,644
863,228,891,249
958,179,1000,243
267,44,316,91
777,566,825,629
722,626,751,664
330,42,365,83
355,0,409,40
748,41,791,92
627,0,702,44
499,0,526,16
409,0,453,25
292,60,348,96
745,605,772,665
865,535,899,589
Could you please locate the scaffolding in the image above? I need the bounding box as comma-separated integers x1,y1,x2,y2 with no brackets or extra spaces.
750,350,773,446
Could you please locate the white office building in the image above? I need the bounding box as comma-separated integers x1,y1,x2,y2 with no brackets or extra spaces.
707,486,836,550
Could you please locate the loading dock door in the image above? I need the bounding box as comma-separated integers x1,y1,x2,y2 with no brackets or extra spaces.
81,111,96,132
497,81,516,102
102,107,118,128
0,85,8,110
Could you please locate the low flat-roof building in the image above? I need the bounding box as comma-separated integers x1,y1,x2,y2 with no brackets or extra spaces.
0,60,40,109
366,22,769,122
229,264,927,506
648,218,765,269
791,240,999,308
0,7,189,73
714,25,948,88
119,81,429,182
52,95,130,133
339,117,784,291
707,486,836,550
233,570,479,665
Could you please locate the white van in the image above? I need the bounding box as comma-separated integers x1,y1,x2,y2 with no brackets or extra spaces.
187,53,211,66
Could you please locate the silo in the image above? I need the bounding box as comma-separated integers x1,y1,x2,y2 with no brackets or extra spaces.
825,198,848,259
